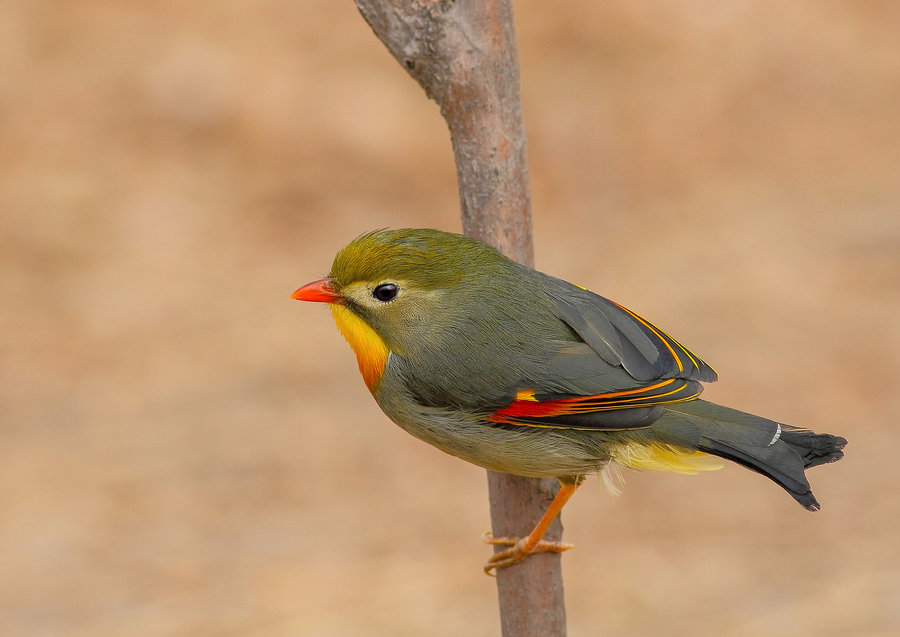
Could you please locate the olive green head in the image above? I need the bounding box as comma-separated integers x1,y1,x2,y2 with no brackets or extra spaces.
329,228,500,291
291,228,566,406
323,229,508,350
296,228,604,407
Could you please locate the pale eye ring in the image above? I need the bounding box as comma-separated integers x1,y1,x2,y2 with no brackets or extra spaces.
372,283,399,303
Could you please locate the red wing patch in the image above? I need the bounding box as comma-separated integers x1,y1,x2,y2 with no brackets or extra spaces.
487,378,701,430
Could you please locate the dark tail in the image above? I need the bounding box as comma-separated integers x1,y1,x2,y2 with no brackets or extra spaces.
654,400,847,511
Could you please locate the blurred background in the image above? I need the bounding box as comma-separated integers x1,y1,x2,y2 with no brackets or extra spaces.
2,1,898,635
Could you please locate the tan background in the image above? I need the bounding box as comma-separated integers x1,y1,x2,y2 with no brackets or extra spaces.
2,1,898,635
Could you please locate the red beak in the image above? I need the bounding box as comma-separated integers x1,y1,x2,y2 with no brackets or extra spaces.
290,277,342,303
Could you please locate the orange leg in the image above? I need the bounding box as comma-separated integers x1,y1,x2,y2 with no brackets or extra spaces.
483,481,579,575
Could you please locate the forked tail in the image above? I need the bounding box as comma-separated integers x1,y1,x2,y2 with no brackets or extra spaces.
655,400,847,510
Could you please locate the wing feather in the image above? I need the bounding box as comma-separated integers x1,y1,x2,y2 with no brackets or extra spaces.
484,273,717,432
542,274,717,383
488,378,703,431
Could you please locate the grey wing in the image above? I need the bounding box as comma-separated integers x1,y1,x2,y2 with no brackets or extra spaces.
539,273,718,384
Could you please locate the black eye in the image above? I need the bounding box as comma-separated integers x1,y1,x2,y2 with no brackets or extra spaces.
372,283,399,303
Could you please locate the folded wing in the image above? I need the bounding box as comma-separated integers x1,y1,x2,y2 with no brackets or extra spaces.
486,273,716,432
543,275,717,383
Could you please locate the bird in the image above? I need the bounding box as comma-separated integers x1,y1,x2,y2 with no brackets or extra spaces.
291,228,846,573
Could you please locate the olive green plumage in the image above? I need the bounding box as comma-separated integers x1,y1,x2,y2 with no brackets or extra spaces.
322,228,846,510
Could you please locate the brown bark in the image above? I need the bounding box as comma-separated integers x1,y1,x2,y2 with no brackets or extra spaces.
352,1,566,635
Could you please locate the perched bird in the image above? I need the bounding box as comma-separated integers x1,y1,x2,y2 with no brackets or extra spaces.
292,228,846,573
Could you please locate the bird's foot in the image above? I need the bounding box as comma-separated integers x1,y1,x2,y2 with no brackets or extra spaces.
482,532,574,575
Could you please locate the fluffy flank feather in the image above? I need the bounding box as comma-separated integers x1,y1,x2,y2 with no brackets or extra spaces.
609,442,724,475
599,463,625,496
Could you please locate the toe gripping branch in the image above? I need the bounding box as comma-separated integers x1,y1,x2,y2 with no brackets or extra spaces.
483,481,579,575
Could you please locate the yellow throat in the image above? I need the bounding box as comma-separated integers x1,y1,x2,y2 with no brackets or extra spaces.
330,304,390,392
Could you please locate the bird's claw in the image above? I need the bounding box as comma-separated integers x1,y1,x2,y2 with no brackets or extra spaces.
482,531,518,547
482,532,574,575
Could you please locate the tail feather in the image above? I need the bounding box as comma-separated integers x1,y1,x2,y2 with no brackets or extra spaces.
779,428,847,469
696,434,821,510
654,400,846,511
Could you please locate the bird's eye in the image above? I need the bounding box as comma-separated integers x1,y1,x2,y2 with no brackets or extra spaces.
372,283,399,303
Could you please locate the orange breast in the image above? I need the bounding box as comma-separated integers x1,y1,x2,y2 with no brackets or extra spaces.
331,305,390,392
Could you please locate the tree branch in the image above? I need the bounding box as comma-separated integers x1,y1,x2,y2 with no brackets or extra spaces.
355,0,534,260
353,1,566,634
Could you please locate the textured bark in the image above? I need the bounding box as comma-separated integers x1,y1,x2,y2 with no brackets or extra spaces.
353,1,566,635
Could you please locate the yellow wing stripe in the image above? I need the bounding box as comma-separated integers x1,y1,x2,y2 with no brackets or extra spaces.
489,383,702,431
487,392,701,431
610,300,717,378
611,302,684,372
653,323,707,374
557,383,699,413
